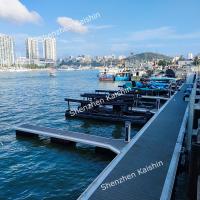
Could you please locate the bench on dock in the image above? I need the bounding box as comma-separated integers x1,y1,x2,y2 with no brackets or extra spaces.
15,124,127,154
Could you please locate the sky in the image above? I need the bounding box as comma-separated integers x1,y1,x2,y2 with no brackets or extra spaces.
0,0,200,58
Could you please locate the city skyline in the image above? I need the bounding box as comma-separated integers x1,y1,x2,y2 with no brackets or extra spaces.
0,33,197,68
0,33,57,66
0,0,200,57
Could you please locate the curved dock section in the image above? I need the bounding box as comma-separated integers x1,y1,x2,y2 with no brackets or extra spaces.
15,124,126,154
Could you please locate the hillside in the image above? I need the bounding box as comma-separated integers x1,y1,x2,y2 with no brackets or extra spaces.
126,52,172,62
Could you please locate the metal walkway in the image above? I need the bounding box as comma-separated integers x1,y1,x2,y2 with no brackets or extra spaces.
15,124,126,154
78,82,189,200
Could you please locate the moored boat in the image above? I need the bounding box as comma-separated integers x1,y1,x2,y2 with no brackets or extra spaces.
49,67,56,77
114,71,132,81
98,68,115,81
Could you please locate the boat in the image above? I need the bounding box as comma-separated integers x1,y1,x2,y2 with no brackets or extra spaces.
114,71,132,81
149,77,177,89
114,62,132,81
65,109,149,126
121,76,182,97
98,68,115,81
64,96,154,126
49,67,56,77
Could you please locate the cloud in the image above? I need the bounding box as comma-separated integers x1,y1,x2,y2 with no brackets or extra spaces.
110,42,165,53
57,17,88,34
58,38,86,44
89,25,115,30
168,31,200,40
129,26,200,41
109,26,200,55
0,0,41,24
111,43,130,52
129,27,175,41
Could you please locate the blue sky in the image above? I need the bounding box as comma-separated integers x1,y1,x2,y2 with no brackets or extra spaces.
0,0,200,57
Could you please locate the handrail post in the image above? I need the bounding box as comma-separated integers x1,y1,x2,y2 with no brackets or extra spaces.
125,121,131,142
187,79,196,152
157,98,161,110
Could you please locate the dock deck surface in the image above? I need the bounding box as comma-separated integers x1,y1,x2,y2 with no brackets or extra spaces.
16,124,127,154
79,83,189,200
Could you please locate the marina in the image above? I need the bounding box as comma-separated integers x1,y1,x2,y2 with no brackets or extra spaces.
1,1,200,199
11,69,194,200
78,74,193,200
12,71,197,200
1,67,199,200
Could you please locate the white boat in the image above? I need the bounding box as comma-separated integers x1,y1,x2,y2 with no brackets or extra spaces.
98,68,118,81
49,67,56,77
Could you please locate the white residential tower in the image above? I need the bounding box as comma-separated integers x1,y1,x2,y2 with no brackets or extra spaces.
43,38,56,62
0,34,15,67
26,38,39,62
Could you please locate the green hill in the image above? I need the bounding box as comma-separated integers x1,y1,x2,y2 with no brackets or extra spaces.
126,52,172,62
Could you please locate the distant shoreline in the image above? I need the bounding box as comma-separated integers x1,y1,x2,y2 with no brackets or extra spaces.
0,68,98,73
0,68,49,73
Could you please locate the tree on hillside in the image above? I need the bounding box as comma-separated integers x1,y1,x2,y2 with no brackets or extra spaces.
178,55,185,61
158,59,172,67
158,60,167,67
193,56,200,65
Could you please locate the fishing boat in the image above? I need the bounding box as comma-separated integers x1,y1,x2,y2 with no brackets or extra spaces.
98,68,116,81
149,77,177,89
114,71,132,81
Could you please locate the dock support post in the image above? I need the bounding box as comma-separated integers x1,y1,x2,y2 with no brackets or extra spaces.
169,88,171,98
157,98,161,110
125,121,131,142
67,100,70,110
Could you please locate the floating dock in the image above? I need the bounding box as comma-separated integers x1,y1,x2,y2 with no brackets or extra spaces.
14,75,192,200
15,124,126,154
64,90,168,125
78,78,192,200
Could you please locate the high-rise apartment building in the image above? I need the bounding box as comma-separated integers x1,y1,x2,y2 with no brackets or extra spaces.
26,38,39,61
187,52,193,60
0,34,15,67
43,38,56,62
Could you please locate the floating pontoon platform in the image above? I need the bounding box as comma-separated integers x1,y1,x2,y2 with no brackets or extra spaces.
15,124,127,154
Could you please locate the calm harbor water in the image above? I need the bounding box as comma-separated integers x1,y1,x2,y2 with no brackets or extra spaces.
0,70,138,200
